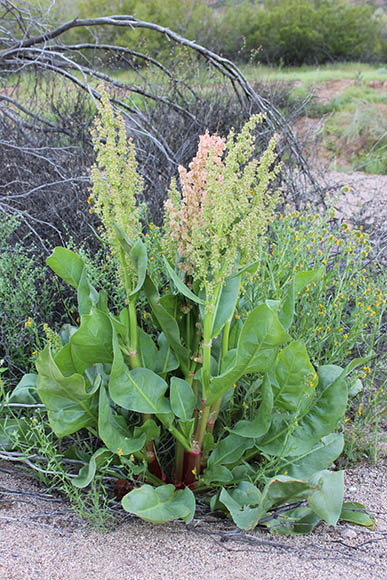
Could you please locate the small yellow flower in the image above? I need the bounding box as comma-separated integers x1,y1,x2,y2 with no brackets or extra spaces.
191,467,197,476
24,317,33,328
284,471,288,475
117,448,123,456
233,383,237,389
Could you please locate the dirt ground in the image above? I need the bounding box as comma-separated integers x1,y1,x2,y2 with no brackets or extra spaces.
0,460,386,580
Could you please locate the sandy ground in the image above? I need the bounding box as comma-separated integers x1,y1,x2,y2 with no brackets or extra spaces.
0,461,386,580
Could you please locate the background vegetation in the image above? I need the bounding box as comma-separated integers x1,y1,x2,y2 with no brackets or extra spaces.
23,0,387,65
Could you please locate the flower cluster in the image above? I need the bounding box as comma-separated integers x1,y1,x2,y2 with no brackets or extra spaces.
163,115,281,299
89,88,142,291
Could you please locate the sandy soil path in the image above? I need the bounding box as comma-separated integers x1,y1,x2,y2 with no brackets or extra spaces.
0,461,386,580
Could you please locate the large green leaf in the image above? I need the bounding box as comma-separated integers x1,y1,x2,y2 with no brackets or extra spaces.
98,386,146,455
231,374,273,438
121,484,195,524
261,475,315,512
279,268,325,330
8,374,39,404
54,343,80,377
170,377,196,420
155,333,179,374
163,257,205,305
36,347,97,437
207,304,290,405
69,309,113,374
280,433,344,481
272,340,317,412
219,482,263,530
77,267,99,316
110,309,129,343
143,276,190,374
221,475,323,531
112,225,148,298
228,317,243,349
308,470,344,526
211,275,241,338
72,448,112,489
109,332,170,414
202,465,234,485
46,247,84,289
128,237,148,298
207,434,254,467
138,327,157,371
257,364,349,457
219,475,325,531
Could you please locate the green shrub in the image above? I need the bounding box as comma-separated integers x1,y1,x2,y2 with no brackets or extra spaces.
0,216,47,378
0,216,76,385
220,0,382,65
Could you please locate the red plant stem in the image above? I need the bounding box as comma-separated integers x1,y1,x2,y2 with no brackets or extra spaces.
182,443,201,487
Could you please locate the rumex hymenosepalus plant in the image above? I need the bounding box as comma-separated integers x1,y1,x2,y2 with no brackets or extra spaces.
6,93,374,534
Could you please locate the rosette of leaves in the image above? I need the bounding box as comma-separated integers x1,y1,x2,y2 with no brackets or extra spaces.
5,247,373,532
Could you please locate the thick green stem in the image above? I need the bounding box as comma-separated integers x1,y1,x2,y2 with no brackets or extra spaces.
128,300,141,369
201,309,213,401
207,311,236,434
196,404,210,449
193,306,214,456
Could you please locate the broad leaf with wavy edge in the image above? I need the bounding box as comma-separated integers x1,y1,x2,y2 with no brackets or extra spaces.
122,484,195,524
